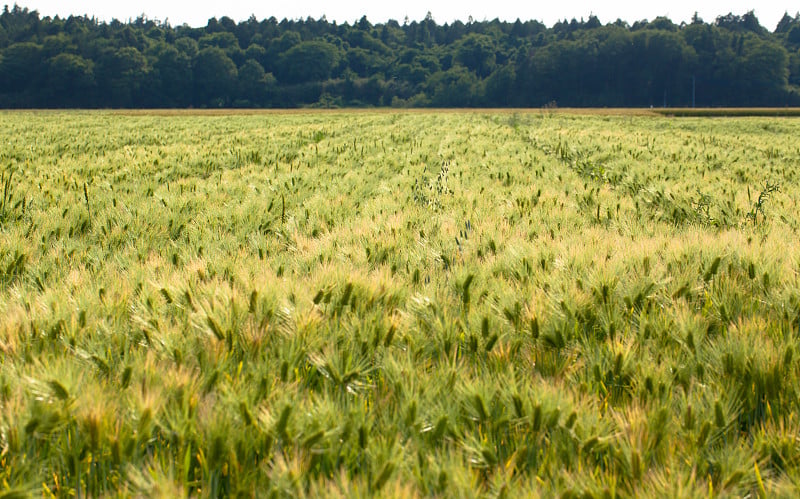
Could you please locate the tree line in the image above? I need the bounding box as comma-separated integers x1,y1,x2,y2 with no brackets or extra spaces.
1,4,800,108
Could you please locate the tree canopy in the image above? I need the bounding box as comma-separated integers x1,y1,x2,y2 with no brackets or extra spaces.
1,4,799,107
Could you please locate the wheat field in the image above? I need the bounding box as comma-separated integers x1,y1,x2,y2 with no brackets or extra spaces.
1,110,800,496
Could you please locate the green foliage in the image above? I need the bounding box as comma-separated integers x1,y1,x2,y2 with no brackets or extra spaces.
45,54,95,106
236,59,275,107
194,47,238,106
276,41,341,84
0,6,799,108
0,41,42,95
455,34,497,78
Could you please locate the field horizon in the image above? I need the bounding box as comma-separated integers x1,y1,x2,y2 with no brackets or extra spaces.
4,107,800,118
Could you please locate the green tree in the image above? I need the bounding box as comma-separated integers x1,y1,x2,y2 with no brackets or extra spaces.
45,53,95,106
153,45,192,107
455,34,497,77
175,37,199,58
0,42,43,92
346,47,384,77
41,34,75,57
199,31,243,64
0,8,798,108
276,41,340,84
238,58,275,105
788,26,800,46
244,44,268,68
428,65,479,106
775,13,796,34
194,47,238,106
96,47,148,107
642,31,697,106
484,65,516,106
265,31,301,73
789,49,800,86
392,63,430,87
740,37,789,103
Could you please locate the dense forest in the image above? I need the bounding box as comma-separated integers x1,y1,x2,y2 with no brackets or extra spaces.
1,4,800,108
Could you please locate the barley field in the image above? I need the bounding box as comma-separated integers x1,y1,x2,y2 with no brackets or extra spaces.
2,110,800,497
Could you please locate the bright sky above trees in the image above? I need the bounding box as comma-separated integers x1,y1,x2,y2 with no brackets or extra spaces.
12,0,800,30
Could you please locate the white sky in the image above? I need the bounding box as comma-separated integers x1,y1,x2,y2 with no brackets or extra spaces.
11,1,800,31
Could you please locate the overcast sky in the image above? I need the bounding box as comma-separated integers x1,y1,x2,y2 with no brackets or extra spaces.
12,1,800,31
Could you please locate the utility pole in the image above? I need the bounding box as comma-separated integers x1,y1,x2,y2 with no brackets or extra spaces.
692,76,696,108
